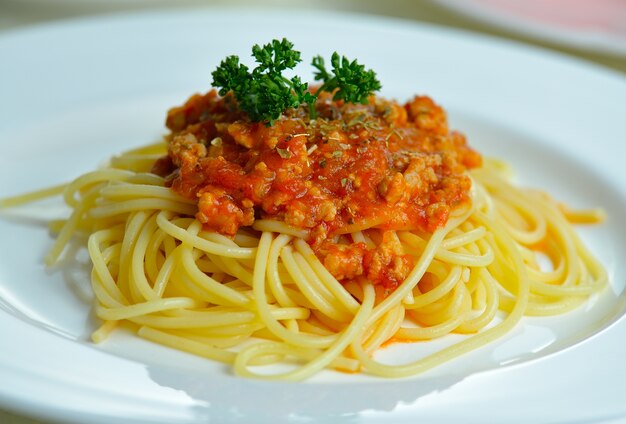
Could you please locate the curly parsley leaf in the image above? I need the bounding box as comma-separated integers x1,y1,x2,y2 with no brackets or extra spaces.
211,38,313,124
211,55,251,97
252,38,302,74
312,52,382,105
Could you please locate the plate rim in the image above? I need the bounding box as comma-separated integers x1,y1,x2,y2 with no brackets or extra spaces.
1,7,625,424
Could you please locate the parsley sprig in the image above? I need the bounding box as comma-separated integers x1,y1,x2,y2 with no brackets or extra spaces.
212,39,316,124
211,38,381,124
312,53,382,105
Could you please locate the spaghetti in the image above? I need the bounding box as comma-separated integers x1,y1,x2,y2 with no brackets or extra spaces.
0,91,606,381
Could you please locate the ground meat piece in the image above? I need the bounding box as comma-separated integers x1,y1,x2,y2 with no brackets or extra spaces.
321,242,368,281
406,96,448,135
402,155,440,199
196,187,253,236
228,121,256,149
363,231,414,289
169,133,207,169
378,172,409,205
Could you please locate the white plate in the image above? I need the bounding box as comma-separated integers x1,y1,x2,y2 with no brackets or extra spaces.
1,8,625,424
436,0,626,56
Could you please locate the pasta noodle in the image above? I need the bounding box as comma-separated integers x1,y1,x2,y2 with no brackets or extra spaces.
1,147,606,380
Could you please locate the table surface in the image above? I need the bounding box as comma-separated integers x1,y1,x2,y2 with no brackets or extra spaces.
1,1,624,423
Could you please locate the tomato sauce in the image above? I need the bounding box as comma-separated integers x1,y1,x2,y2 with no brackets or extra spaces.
154,90,481,289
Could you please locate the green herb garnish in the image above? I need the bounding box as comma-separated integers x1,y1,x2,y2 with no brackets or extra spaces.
211,38,381,125
276,147,292,159
312,53,382,105
211,39,316,125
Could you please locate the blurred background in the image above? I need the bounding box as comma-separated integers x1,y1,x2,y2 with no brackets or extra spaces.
0,0,624,422
1,0,625,72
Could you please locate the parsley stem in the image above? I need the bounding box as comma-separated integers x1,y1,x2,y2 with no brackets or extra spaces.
309,101,317,120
